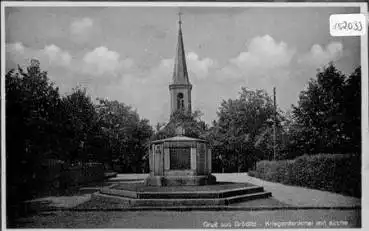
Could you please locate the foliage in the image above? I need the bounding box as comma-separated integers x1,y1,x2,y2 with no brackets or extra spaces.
6,60,155,219
5,58,363,208
95,99,153,172
62,163,105,187
291,63,361,155
6,60,65,222
251,153,361,197
205,88,280,172
6,60,65,201
59,87,100,162
343,66,361,153
6,60,63,161
207,63,361,172
152,109,207,140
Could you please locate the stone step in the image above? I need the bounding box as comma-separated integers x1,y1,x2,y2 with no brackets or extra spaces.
100,188,138,198
226,192,273,205
221,186,265,198
137,186,264,199
130,191,272,207
131,197,225,207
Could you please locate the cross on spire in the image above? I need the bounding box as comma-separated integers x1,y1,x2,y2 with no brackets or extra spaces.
171,10,190,85
178,11,182,25
169,9,192,116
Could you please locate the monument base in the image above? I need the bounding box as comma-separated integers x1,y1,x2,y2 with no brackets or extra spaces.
98,181,273,207
144,174,216,186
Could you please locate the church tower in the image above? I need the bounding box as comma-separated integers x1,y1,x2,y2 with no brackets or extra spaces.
169,13,192,116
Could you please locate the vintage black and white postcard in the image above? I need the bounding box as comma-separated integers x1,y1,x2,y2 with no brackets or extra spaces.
1,1,368,230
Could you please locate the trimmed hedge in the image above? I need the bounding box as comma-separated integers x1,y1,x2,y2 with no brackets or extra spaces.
63,163,105,187
9,161,105,201
7,161,106,224
250,154,361,197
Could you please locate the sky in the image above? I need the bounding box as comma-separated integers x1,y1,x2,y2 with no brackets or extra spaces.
5,6,361,125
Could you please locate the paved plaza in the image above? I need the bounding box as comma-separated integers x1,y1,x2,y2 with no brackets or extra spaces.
104,173,361,208
22,173,361,211
10,173,362,228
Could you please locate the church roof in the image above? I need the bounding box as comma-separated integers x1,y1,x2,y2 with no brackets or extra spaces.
172,19,191,85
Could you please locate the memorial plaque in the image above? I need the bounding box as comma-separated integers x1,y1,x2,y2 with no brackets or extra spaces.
169,147,191,170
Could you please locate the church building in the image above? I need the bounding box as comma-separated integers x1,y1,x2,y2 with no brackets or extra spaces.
143,15,216,187
169,15,192,116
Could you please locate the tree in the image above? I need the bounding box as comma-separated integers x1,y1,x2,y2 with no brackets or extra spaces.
207,88,280,172
6,59,158,224
152,109,208,140
343,66,361,153
6,59,63,162
291,63,361,154
6,59,65,211
59,87,99,162
276,110,307,159
96,99,153,172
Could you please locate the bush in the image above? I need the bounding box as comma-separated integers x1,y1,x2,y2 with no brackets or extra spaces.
253,154,361,197
62,162,105,187
247,171,256,177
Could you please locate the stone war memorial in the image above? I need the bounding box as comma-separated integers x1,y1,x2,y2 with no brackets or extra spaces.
99,15,272,207
145,126,216,186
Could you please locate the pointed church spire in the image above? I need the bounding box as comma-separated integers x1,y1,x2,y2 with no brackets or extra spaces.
172,12,190,85
169,12,192,116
